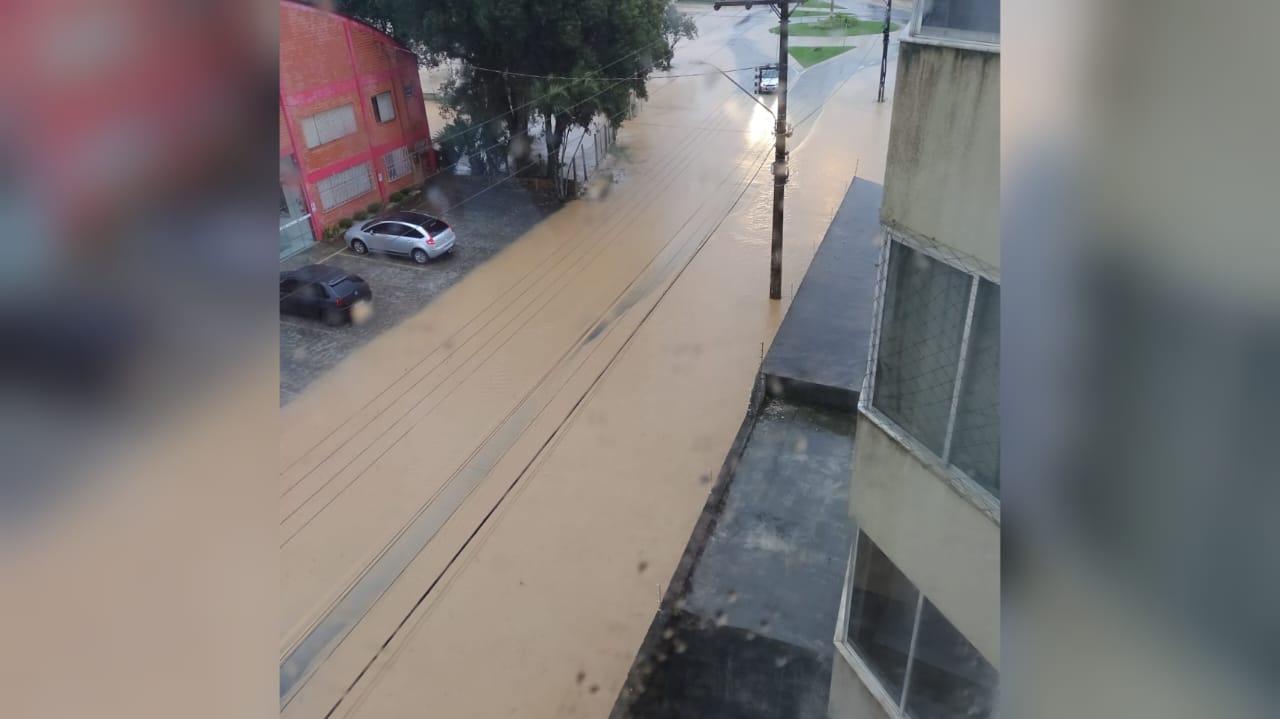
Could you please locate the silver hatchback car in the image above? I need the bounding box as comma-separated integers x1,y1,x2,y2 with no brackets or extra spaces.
343,210,457,264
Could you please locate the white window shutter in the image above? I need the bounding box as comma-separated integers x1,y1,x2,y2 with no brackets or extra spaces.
302,118,320,149
375,93,395,122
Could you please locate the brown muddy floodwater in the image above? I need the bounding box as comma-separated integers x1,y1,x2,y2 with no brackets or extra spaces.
279,11,897,718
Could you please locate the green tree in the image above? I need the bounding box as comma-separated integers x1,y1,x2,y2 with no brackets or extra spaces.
664,3,698,56
336,0,695,177
432,115,509,176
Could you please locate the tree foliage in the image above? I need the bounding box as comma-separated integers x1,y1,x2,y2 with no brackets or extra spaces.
432,116,509,176
336,0,696,175
664,3,698,55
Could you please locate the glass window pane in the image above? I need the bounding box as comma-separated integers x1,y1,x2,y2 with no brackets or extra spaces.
919,0,1000,43
873,241,972,454
949,279,1000,493
374,92,395,122
903,600,998,719
846,532,920,704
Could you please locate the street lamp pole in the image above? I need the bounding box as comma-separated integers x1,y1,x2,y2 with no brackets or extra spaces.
715,0,794,300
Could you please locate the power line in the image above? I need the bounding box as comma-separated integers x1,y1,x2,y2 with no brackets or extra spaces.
425,63,760,178
423,37,673,148
279,20,762,486
465,64,758,82
425,72,642,181
276,40,667,147
301,97,775,719
431,57,736,217
419,15,751,148
433,80,658,216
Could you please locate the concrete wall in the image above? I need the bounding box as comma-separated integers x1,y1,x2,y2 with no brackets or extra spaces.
828,649,891,719
848,414,1000,665
880,40,1000,271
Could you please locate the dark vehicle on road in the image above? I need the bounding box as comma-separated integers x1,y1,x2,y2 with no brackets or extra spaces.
343,210,457,264
280,265,372,326
755,63,779,94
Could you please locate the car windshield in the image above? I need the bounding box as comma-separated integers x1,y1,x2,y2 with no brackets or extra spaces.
421,218,449,234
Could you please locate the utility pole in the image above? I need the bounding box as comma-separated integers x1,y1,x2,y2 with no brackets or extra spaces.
877,0,892,102
715,0,794,300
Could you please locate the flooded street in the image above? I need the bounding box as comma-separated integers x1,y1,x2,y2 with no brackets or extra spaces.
280,8,901,718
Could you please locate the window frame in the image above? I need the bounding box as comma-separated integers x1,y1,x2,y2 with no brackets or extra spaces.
301,104,358,149
908,0,1001,52
315,162,374,212
383,146,412,182
834,532,919,719
834,531,998,719
372,91,396,123
860,230,1000,519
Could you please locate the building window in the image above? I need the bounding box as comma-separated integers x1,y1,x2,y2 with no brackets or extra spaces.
914,0,1000,45
842,532,999,718
868,238,1000,496
315,162,373,211
302,104,358,149
372,92,395,123
846,530,920,701
383,146,412,182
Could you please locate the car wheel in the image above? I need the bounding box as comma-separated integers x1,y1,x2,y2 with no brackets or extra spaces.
322,308,344,327
411,249,429,264
351,239,368,255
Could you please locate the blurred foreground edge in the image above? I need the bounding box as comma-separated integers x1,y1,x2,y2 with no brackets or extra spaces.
1,2,278,719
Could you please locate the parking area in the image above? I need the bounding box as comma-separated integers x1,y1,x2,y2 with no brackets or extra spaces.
280,176,560,404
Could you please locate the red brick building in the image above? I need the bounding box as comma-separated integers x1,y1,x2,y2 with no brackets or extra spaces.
279,0,435,257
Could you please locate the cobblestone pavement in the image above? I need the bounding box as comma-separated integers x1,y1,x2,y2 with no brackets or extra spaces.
279,176,560,405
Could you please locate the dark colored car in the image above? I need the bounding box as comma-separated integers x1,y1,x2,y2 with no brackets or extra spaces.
280,265,372,326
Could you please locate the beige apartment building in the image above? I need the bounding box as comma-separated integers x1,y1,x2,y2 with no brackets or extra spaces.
828,2,1000,717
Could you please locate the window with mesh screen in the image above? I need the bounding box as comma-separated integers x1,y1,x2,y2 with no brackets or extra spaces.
871,239,1000,498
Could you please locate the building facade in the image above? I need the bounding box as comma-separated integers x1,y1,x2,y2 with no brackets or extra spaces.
279,0,435,258
829,2,1000,718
